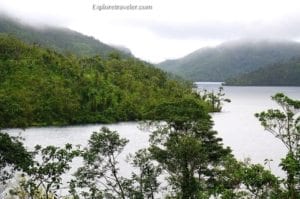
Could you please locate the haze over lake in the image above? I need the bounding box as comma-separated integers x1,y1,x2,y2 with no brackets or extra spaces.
5,84,300,178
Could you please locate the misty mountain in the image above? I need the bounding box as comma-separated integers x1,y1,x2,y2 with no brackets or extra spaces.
158,39,300,81
225,57,300,86
0,15,131,57
110,44,132,55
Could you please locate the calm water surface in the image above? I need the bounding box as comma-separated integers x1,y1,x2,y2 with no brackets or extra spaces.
210,85,300,177
4,123,150,196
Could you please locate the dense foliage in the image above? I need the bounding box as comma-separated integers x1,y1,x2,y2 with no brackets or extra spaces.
147,100,232,198
0,34,198,128
226,58,300,86
256,93,300,198
158,39,300,81
0,132,33,185
10,144,79,199
0,15,131,58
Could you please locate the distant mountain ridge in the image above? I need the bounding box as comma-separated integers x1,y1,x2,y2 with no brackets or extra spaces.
158,39,300,82
0,15,131,57
226,57,300,86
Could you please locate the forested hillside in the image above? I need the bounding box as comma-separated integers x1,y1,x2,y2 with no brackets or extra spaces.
158,39,300,81
226,57,300,86
0,15,131,57
0,34,199,128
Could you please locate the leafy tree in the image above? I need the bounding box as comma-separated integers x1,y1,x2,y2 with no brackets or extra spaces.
255,93,300,198
147,99,231,198
239,162,281,198
128,149,162,199
198,87,231,112
214,157,281,199
151,134,206,198
0,132,32,185
11,144,80,199
74,127,130,199
146,98,210,130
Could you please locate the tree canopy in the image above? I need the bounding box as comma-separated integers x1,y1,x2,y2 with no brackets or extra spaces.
0,34,201,128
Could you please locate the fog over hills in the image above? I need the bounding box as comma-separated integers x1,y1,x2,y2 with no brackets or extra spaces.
0,14,132,58
2,13,300,86
158,39,300,82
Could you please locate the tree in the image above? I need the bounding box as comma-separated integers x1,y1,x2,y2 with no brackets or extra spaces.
198,87,231,112
0,132,32,185
128,149,162,199
239,162,280,198
147,99,231,198
74,127,130,199
213,157,281,199
150,134,206,198
11,144,79,199
146,98,210,130
255,93,300,198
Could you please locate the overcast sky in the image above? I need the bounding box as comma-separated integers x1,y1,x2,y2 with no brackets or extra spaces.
1,0,300,62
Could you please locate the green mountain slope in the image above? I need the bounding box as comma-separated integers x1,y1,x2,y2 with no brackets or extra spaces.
0,15,131,57
0,35,199,128
158,39,300,81
225,58,300,86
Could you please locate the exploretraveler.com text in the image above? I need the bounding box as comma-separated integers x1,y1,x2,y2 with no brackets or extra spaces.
92,4,153,11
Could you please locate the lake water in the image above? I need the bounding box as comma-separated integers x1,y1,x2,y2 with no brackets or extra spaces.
209,85,300,177
3,84,300,194
5,123,150,178
4,123,150,197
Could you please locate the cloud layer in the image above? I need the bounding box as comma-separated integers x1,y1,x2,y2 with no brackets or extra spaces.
1,0,300,62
